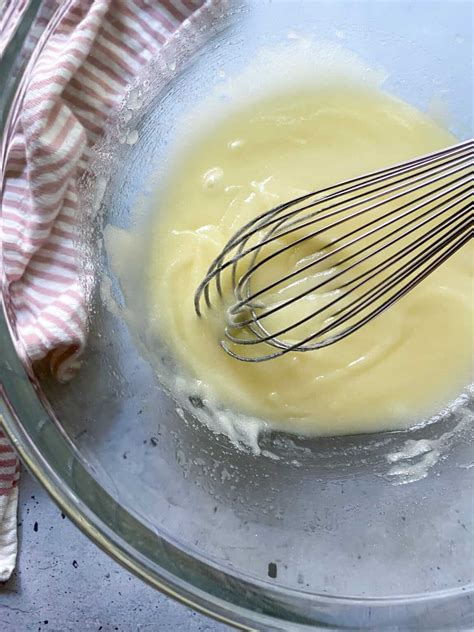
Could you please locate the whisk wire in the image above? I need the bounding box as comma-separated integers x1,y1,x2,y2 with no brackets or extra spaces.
195,140,473,361
196,141,468,310
225,202,471,349
223,219,471,361
233,171,470,312
200,142,471,312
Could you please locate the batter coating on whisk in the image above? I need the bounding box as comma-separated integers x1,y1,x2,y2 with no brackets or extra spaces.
147,84,473,436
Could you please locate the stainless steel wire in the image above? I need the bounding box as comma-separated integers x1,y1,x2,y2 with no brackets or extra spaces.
194,139,473,361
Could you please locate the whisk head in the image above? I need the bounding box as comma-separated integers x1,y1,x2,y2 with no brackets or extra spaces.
194,140,473,361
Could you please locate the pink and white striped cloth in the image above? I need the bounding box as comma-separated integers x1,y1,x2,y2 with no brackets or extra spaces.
0,0,213,582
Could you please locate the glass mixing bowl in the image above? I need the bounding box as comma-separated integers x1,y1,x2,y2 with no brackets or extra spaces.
1,1,473,629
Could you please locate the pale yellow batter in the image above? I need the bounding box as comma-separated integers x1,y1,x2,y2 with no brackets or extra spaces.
146,85,473,435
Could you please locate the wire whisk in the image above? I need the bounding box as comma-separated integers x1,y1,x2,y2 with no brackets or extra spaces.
195,139,473,361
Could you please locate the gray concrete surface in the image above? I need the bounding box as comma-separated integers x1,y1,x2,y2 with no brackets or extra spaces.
0,471,229,632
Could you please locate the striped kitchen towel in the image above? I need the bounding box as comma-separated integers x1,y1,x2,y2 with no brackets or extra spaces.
0,0,215,583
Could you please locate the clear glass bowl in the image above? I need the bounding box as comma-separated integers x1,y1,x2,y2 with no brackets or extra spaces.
1,1,473,629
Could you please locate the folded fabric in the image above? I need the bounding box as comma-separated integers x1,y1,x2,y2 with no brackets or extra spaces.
0,0,211,583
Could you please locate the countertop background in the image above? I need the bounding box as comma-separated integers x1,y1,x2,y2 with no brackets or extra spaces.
0,470,228,632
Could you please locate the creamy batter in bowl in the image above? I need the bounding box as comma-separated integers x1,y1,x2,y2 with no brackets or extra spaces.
145,83,472,438
2,2,473,630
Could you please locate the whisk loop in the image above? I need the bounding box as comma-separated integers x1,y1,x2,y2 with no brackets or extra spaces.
194,140,473,361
